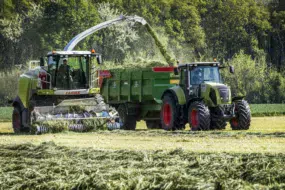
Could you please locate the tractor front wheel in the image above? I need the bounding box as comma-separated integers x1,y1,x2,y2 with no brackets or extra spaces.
230,100,251,130
12,107,22,133
117,104,136,130
188,102,210,131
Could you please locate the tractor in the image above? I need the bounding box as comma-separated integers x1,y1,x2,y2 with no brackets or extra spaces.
160,62,251,130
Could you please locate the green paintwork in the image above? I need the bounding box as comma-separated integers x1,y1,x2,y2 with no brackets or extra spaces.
18,73,38,108
37,89,54,95
100,67,178,119
89,88,100,94
200,82,231,107
168,86,186,105
101,68,178,104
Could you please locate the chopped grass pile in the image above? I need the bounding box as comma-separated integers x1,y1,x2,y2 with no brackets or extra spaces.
0,142,284,189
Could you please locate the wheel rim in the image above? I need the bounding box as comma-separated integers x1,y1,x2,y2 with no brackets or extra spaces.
163,103,172,126
13,112,21,131
231,118,238,127
191,109,198,127
232,103,239,127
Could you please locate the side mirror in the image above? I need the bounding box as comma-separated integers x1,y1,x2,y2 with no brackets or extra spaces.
229,65,234,74
97,55,102,65
40,57,45,67
174,68,179,75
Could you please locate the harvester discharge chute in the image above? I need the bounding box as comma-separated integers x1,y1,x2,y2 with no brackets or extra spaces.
12,15,175,133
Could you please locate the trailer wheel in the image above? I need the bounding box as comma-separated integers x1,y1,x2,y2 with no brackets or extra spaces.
230,100,251,130
160,94,182,130
146,120,161,129
117,104,136,130
12,107,22,133
188,101,210,131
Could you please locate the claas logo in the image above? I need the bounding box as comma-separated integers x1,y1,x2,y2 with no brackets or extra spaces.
65,91,80,95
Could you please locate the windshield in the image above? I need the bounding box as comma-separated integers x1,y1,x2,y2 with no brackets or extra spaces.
190,66,221,85
48,56,89,89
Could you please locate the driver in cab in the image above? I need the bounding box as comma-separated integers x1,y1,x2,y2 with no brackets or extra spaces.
57,58,73,89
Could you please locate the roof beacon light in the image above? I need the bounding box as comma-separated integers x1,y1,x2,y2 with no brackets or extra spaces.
91,49,96,53
213,58,217,62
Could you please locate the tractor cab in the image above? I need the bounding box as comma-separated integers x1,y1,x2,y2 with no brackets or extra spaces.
39,50,102,91
178,62,233,107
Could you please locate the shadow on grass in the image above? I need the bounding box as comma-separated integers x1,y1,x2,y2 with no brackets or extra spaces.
1,129,285,138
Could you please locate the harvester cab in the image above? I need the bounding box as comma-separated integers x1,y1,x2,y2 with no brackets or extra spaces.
40,50,102,91
160,62,251,131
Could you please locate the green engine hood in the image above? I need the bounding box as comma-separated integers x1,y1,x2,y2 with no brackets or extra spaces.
200,82,231,107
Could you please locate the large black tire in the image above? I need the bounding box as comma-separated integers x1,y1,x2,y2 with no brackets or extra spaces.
12,107,22,133
146,120,161,129
117,104,136,130
211,119,227,130
188,101,210,131
160,94,184,130
230,100,251,130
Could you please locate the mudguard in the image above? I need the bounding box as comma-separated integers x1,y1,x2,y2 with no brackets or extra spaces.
232,96,245,102
161,86,186,105
12,96,25,111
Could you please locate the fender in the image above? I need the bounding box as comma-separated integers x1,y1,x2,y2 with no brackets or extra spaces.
161,86,186,105
232,96,244,102
186,97,204,109
12,96,25,111
12,96,30,127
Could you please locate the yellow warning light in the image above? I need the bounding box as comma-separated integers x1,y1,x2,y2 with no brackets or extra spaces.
91,49,96,53
213,58,217,62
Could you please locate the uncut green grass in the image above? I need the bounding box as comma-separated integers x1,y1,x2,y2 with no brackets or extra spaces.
250,104,285,116
0,107,12,122
0,142,284,189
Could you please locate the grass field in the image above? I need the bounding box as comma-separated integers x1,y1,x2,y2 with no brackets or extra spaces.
250,104,285,116
0,107,13,122
0,111,284,189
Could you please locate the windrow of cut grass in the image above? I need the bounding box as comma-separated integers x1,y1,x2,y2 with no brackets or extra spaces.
0,142,284,189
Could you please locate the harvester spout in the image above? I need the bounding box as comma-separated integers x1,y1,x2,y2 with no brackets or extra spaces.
64,15,175,66
64,15,147,51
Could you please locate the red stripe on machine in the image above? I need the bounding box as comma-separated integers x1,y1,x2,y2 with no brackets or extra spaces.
152,67,176,72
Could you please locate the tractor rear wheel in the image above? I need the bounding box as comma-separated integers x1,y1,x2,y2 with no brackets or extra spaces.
12,107,22,133
146,120,161,129
117,104,136,130
230,100,251,130
188,102,210,131
160,94,183,130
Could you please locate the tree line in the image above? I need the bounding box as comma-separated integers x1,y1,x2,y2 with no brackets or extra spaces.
0,0,284,103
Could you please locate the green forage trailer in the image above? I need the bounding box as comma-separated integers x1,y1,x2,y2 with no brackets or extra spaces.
100,63,251,131
99,67,180,130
